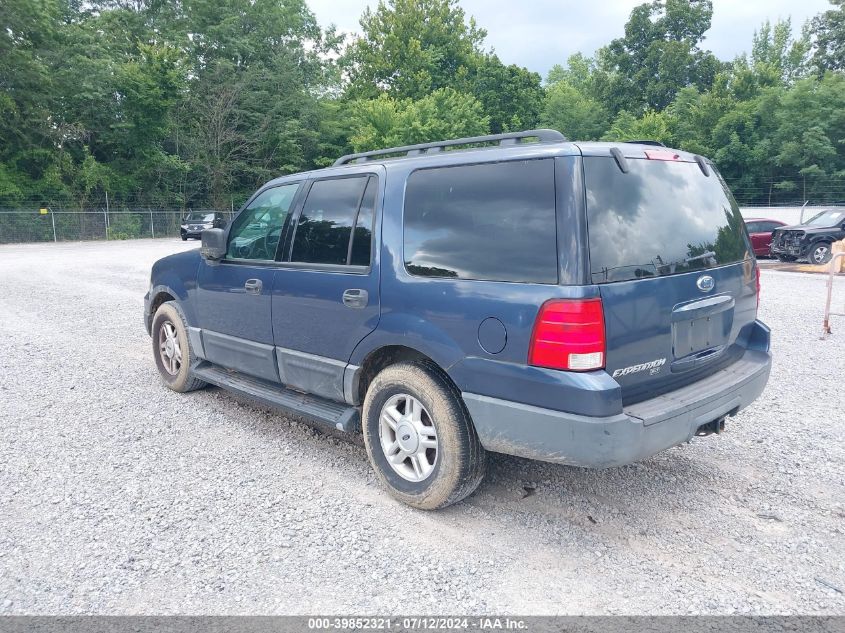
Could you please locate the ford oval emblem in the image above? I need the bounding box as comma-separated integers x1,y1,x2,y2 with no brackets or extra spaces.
697,275,715,292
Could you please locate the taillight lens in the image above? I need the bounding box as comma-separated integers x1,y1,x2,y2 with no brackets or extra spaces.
529,299,606,372
756,266,761,310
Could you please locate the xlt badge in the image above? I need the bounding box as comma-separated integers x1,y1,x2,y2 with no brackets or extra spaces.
612,358,667,378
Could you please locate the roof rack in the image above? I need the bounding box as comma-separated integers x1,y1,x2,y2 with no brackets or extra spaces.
624,140,666,147
333,129,567,166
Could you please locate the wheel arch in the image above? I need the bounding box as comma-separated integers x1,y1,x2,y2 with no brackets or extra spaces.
149,287,176,319
347,313,468,406
353,344,462,408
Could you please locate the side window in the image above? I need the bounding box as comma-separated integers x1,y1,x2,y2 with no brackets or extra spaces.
762,222,780,232
403,159,558,283
291,176,373,266
227,183,299,261
745,221,760,234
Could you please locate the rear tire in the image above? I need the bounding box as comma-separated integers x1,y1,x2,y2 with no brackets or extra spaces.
151,302,206,393
362,360,486,510
808,242,832,265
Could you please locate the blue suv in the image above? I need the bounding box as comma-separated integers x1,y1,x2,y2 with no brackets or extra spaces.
144,130,772,509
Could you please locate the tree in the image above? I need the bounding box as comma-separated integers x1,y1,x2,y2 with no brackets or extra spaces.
469,55,543,133
730,19,810,93
349,88,489,152
602,110,674,145
344,0,485,100
596,0,723,115
810,0,845,73
542,55,609,140
542,82,608,141
0,0,61,201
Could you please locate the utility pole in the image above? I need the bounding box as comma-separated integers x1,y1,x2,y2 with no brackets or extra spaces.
104,191,110,240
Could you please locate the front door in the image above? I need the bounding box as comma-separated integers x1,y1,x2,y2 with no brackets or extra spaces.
272,172,382,401
196,182,301,382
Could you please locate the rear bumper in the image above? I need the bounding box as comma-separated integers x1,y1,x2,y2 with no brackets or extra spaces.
463,344,771,468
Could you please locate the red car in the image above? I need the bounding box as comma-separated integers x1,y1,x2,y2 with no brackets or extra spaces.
744,218,787,258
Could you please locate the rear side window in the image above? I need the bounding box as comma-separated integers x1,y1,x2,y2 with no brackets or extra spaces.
585,157,750,284
291,176,373,266
403,159,558,283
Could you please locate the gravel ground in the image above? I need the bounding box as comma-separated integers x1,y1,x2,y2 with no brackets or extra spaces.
0,238,843,615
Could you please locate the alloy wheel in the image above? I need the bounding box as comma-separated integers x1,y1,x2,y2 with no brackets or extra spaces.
378,393,438,482
158,320,182,376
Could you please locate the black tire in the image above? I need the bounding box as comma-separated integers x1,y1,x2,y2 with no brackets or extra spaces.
362,360,486,510
151,302,207,393
181,235,188,241
776,254,796,262
807,242,833,265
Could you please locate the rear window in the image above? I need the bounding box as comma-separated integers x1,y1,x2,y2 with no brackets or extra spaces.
403,159,558,284
585,157,750,284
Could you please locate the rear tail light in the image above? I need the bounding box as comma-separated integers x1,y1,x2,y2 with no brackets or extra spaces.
529,299,606,372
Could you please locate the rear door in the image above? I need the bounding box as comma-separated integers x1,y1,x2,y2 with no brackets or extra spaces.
582,150,758,404
271,172,382,402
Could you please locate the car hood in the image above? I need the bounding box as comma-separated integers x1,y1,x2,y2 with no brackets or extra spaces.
774,224,836,233
151,248,202,281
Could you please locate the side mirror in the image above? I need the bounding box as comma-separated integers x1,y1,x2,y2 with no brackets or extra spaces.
201,228,226,261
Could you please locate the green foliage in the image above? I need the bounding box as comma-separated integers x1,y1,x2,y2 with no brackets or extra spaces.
543,81,609,141
1,0,845,216
810,0,845,73
349,89,489,152
469,55,543,133
344,0,485,100
543,56,609,140
596,0,723,115
603,110,675,145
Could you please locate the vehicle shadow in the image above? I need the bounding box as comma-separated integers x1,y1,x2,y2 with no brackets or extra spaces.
213,383,731,518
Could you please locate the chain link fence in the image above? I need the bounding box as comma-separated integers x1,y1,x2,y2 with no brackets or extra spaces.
0,208,236,244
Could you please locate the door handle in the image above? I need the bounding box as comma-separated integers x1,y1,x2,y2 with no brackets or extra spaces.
244,278,263,295
342,288,368,309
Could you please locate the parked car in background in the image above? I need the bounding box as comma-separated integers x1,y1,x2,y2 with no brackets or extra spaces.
180,211,227,241
145,130,771,510
744,218,786,258
770,208,845,264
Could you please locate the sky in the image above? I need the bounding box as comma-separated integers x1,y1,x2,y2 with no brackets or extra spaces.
306,0,833,80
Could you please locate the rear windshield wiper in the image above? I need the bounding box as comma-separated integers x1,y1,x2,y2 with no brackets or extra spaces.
657,251,716,273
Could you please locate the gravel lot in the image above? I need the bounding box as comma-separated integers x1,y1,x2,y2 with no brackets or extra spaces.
0,238,843,615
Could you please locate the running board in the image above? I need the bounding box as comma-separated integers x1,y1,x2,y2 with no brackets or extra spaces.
192,362,360,433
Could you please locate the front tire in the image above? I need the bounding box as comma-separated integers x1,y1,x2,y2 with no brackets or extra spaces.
151,302,206,393
362,361,486,510
808,242,832,265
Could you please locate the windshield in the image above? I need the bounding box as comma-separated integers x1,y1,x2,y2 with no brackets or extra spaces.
585,157,751,284
185,212,215,222
805,210,845,227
